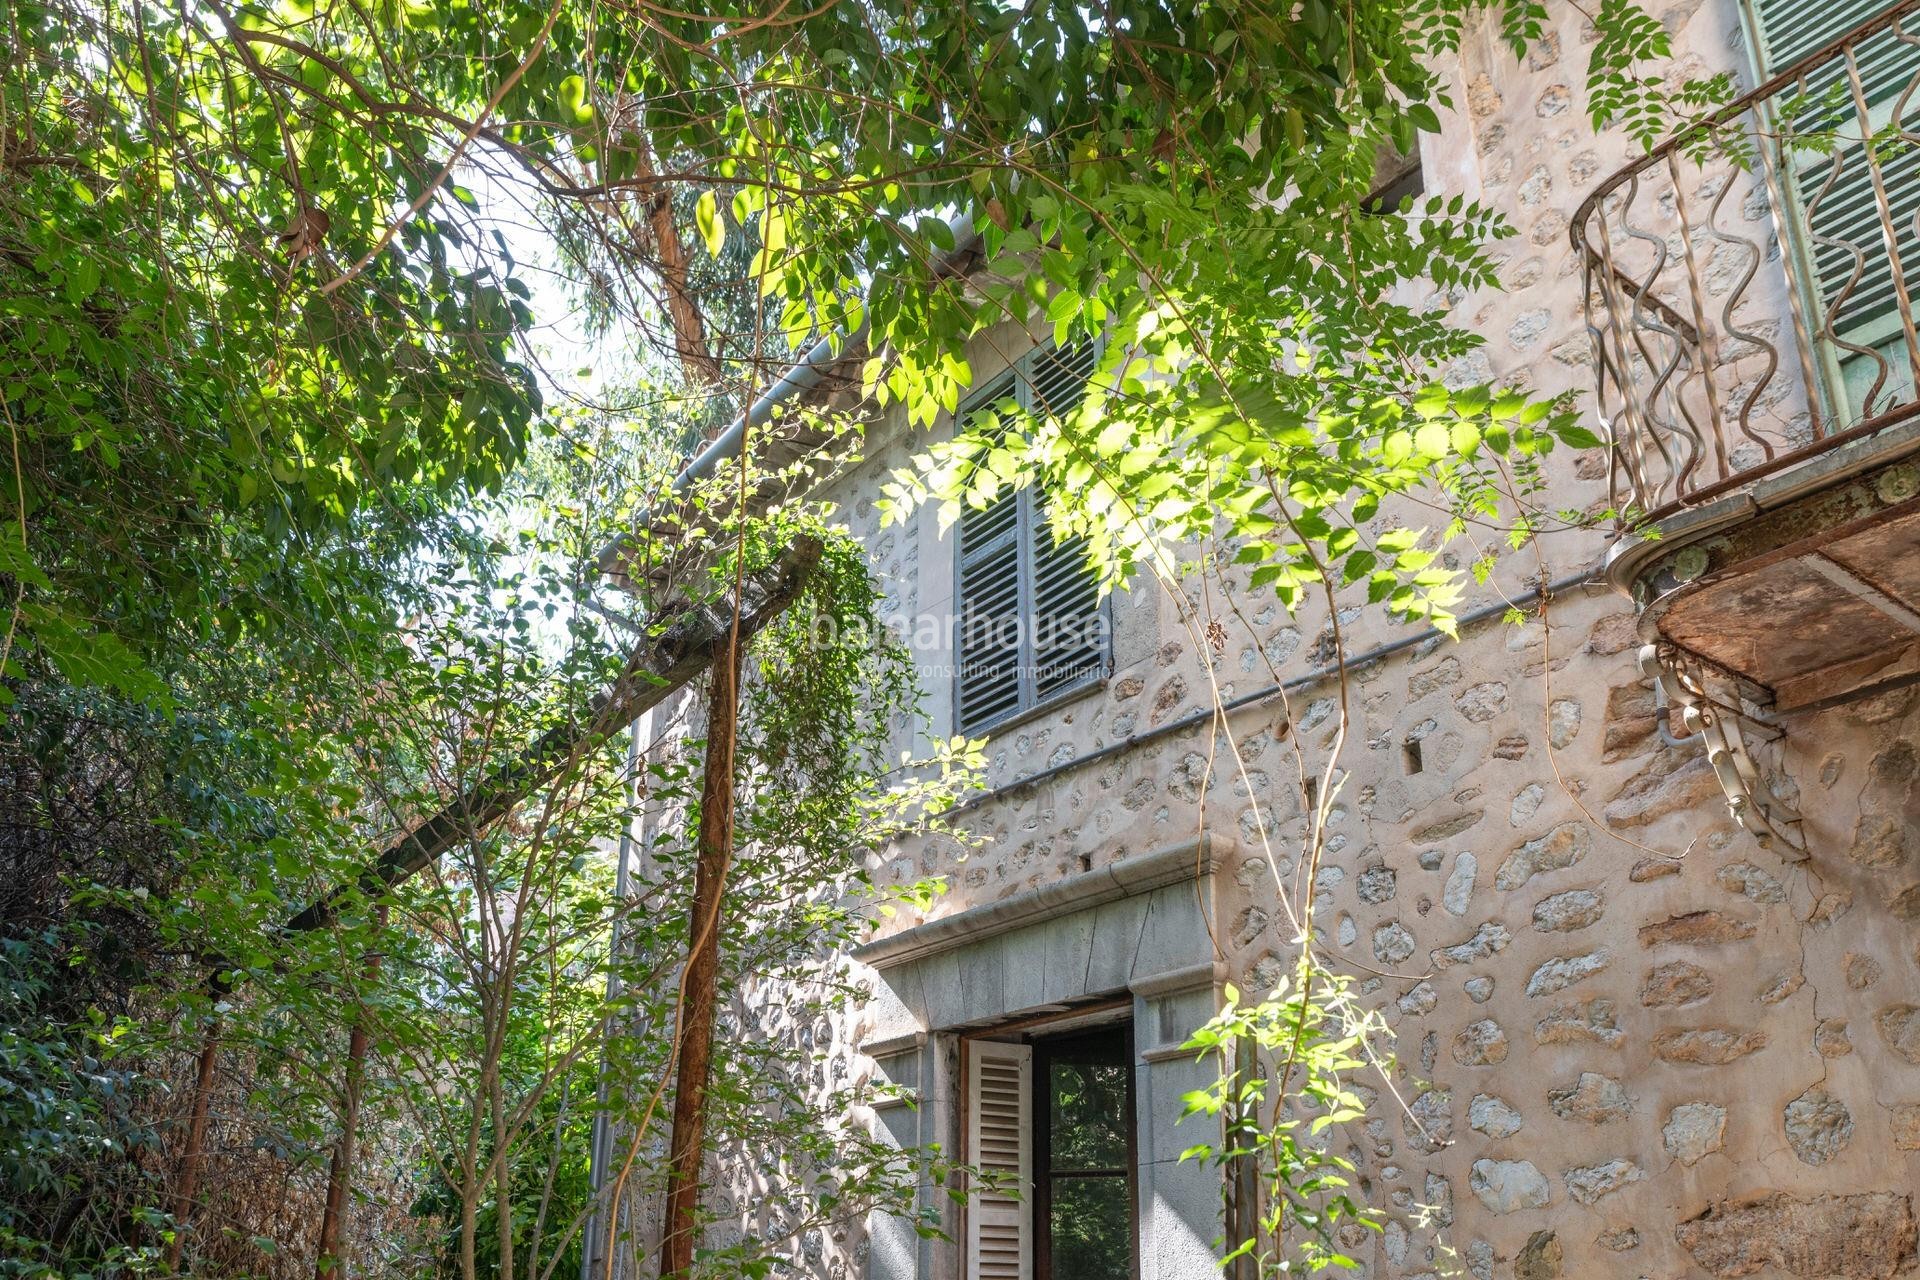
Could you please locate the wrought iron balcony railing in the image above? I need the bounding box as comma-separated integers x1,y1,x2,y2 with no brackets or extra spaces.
1573,0,1920,520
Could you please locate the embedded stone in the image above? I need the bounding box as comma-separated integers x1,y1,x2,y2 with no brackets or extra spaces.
1563,1158,1643,1205
1602,681,1659,761
1894,1104,1920,1152
1409,655,1463,699
1455,681,1508,722
1604,744,1717,827
1629,857,1681,882
1514,1229,1561,1279
1468,1159,1550,1214
1715,861,1786,904
1464,975,1494,1003
1784,1087,1853,1166
1847,953,1883,990
1382,1218,1409,1265
1525,948,1609,997
1548,698,1581,749
1809,891,1853,928
1651,1027,1767,1064
1510,783,1544,826
1890,883,1920,921
1404,1087,1452,1154
1494,734,1529,760
1815,1018,1853,1058
1431,921,1510,970
1638,910,1756,948
1871,739,1918,789
1876,1005,1920,1063
1587,612,1640,655
1508,306,1551,349
1495,822,1591,891
1759,971,1805,1005
1535,999,1623,1047
1452,1018,1509,1066
1468,1092,1524,1138
1356,862,1398,904
1397,981,1438,1016
1663,1102,1726,1165
1548,1072,1631,1124
1849,813,1913,869
1373,921,1416,964
1596,1226,1640,1252
1150,674,1188,723
1532,887,1604,933
1413,810,1484,844
1640,959,1713,1007
1676,1192,1917,1279
1442,852,1476,917
1230,905,1270,947
1417,848,1445,871
1425,1171,1454,1226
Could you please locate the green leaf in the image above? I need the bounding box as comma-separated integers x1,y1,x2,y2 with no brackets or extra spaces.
695,190,725,257
65,257,101,305
1557,423,1607,449
557,74,593,124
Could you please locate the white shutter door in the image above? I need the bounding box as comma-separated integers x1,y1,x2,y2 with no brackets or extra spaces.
966,1041,1033,1280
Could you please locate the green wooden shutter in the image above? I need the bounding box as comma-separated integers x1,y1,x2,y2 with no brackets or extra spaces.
951,340,1108,735
955,371,1025,733
1017,340,1106,701
1755,0,1920,408
1752,0,1888,69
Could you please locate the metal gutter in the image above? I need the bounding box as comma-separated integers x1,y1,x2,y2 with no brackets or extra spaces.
592,211,985,578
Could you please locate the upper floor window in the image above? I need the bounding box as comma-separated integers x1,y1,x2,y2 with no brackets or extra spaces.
1749,0,1920,415
1363,145,1423,215
953,340,1109,735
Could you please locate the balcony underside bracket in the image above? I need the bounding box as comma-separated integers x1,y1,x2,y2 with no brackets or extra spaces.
1639,643,1809,858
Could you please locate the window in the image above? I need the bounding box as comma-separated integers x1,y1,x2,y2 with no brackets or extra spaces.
1362,145,1423,215
966,1023,1137,1280
954,340,1109,735
1750,0,1920,415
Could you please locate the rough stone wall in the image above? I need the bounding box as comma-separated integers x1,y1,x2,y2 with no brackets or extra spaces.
637,1,1920,1275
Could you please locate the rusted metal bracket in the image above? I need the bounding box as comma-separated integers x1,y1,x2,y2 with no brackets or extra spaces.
1639,643,1808,857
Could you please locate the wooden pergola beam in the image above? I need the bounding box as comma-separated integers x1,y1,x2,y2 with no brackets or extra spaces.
245,534,822,962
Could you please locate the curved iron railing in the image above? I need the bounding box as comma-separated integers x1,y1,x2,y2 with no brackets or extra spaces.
1573,0,1920,519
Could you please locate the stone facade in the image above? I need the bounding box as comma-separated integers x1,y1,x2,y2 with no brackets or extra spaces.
620,1,1920,1275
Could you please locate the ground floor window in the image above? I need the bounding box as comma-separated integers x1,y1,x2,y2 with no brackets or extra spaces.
966,1017,1137,1280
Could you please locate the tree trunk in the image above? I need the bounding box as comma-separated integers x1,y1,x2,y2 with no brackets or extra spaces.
315,911,385,1280
630,141,723,389
657,622,743,1278
166,1015,221,1272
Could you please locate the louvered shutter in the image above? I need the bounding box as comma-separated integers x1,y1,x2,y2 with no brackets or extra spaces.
955,371,1024,732
966,1041,1033,1280
1755,0,1920,406
952,341,1108,735
1018,338,1106,702
1027,493,1105,700
1022,338,1099,421
1752,0,1888,70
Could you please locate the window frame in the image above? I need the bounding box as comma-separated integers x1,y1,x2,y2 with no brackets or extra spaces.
950,341,1113,737
1031,1024,1139,1280
1739,0,1920,417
